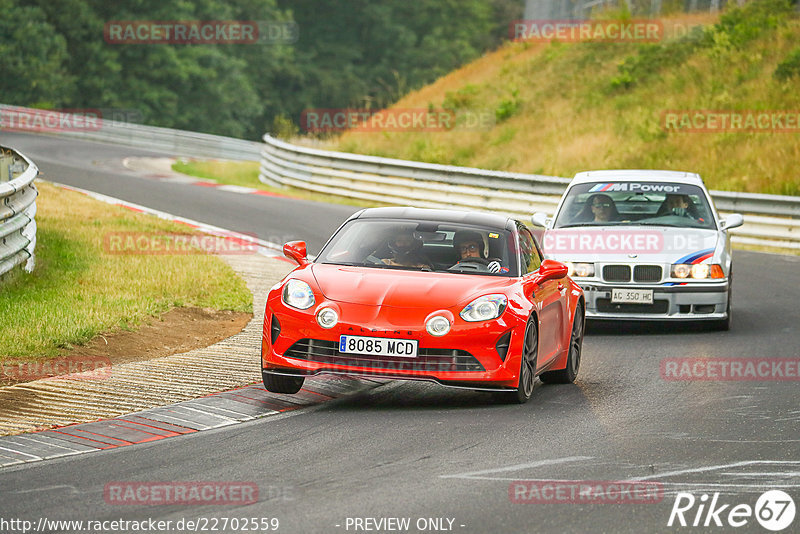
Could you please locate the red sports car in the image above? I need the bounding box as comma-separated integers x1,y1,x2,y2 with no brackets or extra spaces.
261,207,585,403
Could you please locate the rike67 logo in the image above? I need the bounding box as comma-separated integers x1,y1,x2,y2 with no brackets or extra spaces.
668,490,795,531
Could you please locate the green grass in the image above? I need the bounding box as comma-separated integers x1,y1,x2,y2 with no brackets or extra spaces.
332,1,800,196
0,182,252,360
172,159,390,208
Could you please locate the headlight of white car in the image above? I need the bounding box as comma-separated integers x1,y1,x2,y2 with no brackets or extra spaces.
282,279,315,309
671,264,725,279
565,262,595,277
460,294,507,322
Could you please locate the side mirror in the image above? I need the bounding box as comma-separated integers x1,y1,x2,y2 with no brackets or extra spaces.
537,259,569,283
531,212,552,228
283,241,309,266
720,213,743,230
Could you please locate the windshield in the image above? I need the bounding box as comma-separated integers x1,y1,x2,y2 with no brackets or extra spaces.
553,182,716,229
316,219,518,276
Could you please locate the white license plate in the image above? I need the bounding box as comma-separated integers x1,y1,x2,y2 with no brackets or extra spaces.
611,288,654,304
339,335,418,358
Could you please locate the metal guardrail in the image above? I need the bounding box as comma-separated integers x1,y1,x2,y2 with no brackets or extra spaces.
260,134,800,251
0,104,262,161
0,146,38,278
1,104,795,253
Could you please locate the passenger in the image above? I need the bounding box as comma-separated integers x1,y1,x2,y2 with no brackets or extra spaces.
576,193,620,223
382,230,433,269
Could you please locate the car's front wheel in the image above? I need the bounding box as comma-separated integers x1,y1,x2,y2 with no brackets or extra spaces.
540,302,584,384
711,272,732,331
496,319,538,404
262,371,305,394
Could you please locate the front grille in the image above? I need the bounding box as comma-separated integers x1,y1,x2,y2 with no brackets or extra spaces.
603,265,631,282
633,265,662,283
284,339,485,372
596,299,669,314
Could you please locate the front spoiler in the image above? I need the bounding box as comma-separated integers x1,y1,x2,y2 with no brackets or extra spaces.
262,368,519,393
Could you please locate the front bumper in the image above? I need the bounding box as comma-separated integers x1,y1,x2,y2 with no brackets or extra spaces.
262,304,526,389
578,281,729,321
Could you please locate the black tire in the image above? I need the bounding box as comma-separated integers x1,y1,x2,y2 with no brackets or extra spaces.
496,319,538,404
262,371,304,394
540,302,584,384
710,271,732,331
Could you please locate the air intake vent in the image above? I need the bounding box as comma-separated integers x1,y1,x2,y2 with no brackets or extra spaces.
270,314,281,344
603,265,631,282
633,265,662,283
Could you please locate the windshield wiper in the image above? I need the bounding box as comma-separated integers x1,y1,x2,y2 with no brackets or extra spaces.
557,222,624,228
319,261,366,267
636,222,689,228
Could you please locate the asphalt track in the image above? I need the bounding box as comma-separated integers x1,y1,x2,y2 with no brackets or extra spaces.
1,131,799,533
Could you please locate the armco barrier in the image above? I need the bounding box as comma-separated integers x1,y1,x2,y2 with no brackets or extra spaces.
0,104,261,161
259,134,800,251
1,104,796,251
0,146,38,278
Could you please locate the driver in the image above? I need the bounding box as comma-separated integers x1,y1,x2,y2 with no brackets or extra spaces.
664,194,707,223
452,230,505,273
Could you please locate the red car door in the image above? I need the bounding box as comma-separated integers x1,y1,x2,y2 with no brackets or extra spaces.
518,226,566,367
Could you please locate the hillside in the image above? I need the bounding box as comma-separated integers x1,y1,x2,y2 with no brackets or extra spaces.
333,1,800,195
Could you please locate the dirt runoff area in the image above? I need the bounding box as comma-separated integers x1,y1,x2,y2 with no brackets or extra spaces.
1,307,251,386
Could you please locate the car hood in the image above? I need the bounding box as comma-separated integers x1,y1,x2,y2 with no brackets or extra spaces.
311,264,513,308
541,226,720,263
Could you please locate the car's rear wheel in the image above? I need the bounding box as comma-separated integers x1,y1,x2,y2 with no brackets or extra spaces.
262,371,305,394
496,319,538,404
540,302,584,384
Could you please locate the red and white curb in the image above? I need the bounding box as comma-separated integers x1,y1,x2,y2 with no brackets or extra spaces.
0,378,384,468
120,156,293,199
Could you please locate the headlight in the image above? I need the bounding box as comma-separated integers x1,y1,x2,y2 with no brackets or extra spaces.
564,262,594,277
460,294,507,322
671,264,691,278
282,279,315,309
426,316,451,336
573,263,595,277
691,263,709,279
316,307,338,328
671,264,725,279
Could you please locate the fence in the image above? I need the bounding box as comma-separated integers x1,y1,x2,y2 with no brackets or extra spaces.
0,146,38,278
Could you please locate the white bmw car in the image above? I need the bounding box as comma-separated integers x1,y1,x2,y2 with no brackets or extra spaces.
532,170,743,330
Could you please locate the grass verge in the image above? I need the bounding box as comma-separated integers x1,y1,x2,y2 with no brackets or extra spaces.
0,182,252,360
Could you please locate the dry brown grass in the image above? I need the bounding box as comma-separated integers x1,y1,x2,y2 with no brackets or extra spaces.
334,7,800,196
